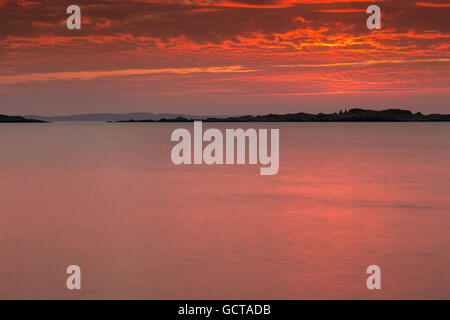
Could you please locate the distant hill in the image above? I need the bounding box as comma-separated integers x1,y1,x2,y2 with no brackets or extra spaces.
0,114,46,123
25,112,234,122
115,109,450,122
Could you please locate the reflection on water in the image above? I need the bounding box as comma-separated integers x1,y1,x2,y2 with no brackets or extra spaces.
0,122,449,299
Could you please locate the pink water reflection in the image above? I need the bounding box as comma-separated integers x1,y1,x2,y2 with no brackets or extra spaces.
0,122,449,299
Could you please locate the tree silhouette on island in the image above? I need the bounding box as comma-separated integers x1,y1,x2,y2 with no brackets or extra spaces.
114,109,450,123
3,109,450,123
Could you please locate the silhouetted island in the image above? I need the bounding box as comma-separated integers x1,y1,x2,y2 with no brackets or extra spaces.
25,112,232,122
112,109,450,123
0,114,47,123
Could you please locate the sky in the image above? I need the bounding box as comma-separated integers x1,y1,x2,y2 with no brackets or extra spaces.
0,0,449,116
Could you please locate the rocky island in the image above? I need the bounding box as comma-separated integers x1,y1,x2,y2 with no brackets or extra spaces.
113,109,450,123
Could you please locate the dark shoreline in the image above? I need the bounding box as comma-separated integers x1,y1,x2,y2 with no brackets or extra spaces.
111,109,450,123
0,115,47,123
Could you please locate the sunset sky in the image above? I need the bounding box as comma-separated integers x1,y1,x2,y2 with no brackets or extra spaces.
1,0,449,115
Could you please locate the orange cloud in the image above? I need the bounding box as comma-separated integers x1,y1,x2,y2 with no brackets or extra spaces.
415,2,450,7
0,66,258,84
277,58,450,68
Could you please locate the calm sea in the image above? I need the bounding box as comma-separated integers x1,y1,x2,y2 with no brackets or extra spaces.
0,122,449,299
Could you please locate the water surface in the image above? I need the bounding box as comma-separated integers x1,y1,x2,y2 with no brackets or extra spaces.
1,122,449,299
